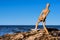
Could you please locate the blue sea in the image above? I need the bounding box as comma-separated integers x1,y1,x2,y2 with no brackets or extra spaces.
0,25,60,36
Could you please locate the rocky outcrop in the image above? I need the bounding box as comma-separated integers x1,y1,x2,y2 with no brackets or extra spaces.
0,28,60,40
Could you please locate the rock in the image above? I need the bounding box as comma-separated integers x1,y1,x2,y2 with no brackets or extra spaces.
8,33,24,40
47,28,59,32
0,28,60,40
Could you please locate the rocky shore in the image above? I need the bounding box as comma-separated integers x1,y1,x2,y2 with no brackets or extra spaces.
0,28,60,40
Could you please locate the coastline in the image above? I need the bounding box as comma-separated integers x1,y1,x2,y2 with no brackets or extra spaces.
0,28,60,40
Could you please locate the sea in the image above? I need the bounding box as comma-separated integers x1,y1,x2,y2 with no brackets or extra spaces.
0,25,60,36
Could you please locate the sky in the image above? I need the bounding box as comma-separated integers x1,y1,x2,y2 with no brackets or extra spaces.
0,0,60,25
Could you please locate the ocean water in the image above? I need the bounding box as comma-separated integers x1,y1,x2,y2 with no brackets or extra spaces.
0,25,60,36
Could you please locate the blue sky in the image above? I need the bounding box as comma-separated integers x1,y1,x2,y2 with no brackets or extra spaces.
0,0,60,25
